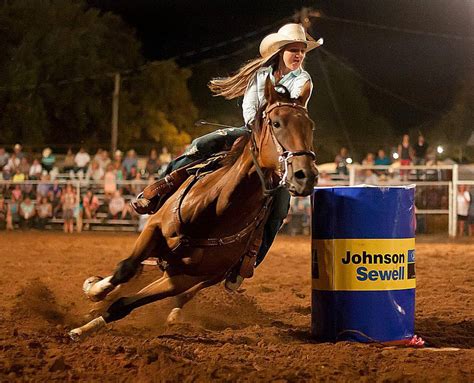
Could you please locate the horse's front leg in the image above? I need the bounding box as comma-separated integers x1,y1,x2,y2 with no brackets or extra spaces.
86,221,163,302
70,272,213,340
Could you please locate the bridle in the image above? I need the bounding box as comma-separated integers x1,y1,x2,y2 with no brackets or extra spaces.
250,101,316,196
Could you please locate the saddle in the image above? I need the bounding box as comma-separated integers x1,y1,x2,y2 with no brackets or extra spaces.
131,153,227,215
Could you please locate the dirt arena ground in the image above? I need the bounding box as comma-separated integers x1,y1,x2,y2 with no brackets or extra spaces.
0,231,472,382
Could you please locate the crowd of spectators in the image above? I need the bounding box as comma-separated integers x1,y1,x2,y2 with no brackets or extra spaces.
0,144,176,233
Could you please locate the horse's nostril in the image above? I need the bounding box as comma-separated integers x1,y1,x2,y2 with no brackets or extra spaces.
294,170,306,180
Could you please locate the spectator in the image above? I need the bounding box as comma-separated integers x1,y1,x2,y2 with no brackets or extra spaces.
12,169,26,182
82,189,100,229
159,147,172,173
29,158,43,180
63,148,75,172
413,133,428,180
122,149,138,178
375,149,391,166
335,147,349,177
19,157,30,177
398,134,413,181
5,153,20,174
0,147,9,170
51,188,63,219
363,169,379,184
362,153,375,166
61,184,76,233
74,147,91,176
19,195,36,229
318,171,332,186
457,185,471,236
93,148,103,163
108,190,129,219
114,160,125,181
9,186,21,227
37,172,52,197
104,164,117,197
85,161,105,183
13,143,24,160
113,149,123,165
413,134,428,166
41,147,56,173
36,196,52,229
146,148,160,176
469,187,474,237
0,196,13,230
97,150,111,171
375,149,391,178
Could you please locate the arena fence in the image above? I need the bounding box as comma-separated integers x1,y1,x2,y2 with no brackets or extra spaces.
1,164,472,236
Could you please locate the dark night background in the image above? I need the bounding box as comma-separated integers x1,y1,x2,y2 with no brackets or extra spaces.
87,0,472,127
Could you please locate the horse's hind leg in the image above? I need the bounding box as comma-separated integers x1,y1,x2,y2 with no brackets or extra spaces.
87,224,163,302
166,274,224,325
70,273,215,340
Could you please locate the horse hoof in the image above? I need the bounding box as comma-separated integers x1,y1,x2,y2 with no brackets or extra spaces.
83,276,114,302
224,275,244,292
69,328,83,342
166,308,183,326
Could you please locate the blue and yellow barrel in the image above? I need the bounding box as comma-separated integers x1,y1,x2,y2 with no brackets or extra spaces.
311,186,416,342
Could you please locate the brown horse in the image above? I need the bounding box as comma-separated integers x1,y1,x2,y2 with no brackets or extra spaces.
69,78,318,340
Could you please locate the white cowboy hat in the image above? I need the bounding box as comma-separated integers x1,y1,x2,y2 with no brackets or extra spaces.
259,23,323,60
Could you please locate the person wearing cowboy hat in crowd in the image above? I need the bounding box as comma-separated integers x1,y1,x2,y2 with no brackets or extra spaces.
131,23,322,289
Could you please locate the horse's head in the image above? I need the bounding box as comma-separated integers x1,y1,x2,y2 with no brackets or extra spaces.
253,77,318,196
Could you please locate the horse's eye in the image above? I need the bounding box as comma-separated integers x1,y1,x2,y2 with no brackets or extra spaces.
272,121,281,129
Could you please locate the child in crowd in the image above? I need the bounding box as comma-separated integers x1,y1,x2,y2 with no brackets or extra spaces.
61,184,76,233
36,196,52,229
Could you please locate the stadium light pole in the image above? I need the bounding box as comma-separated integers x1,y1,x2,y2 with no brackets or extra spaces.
111,72,121,154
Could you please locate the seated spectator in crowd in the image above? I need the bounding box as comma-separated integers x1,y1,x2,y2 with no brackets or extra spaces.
29,158,43,180
122,149,138,178
74,147,90,176
114,160,125,181
97,150,111,171
37,172,52,198
41,147,56,173
104,164,117,198
13,143,24,160
335,147,349,177
63,148,75,172
0,147,9,170
159,147,172,174
19,195,36,229
113,150,123,165
130,171,145,196
146,148,160,176
12,168,26,182
19,157,30,177
108,190,129,220
375,149,391,166
127,165,138,181
5,152,20,176
0,196,13,230
36,196,52,229
362,152,375,166
61,184,76,233
86,161,105,184
82,189,100,228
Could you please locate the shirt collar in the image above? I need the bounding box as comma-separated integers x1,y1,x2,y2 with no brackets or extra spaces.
268,66,302,83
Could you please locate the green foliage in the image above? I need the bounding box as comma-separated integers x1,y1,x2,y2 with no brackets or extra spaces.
0,0,197,151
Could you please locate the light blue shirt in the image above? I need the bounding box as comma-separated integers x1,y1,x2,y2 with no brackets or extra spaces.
242,66,313,124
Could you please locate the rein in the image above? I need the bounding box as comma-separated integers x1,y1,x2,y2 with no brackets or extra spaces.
251,102,316,195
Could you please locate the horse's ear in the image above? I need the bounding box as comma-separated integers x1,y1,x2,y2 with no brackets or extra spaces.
264,76,278,105
297,81,312,106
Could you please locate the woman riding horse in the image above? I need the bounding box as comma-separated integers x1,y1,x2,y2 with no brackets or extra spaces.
132,23,323,289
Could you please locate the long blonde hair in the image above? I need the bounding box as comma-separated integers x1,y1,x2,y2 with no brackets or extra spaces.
208,53,279,100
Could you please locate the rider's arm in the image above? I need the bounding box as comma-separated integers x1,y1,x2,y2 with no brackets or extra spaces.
242,75,258,125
